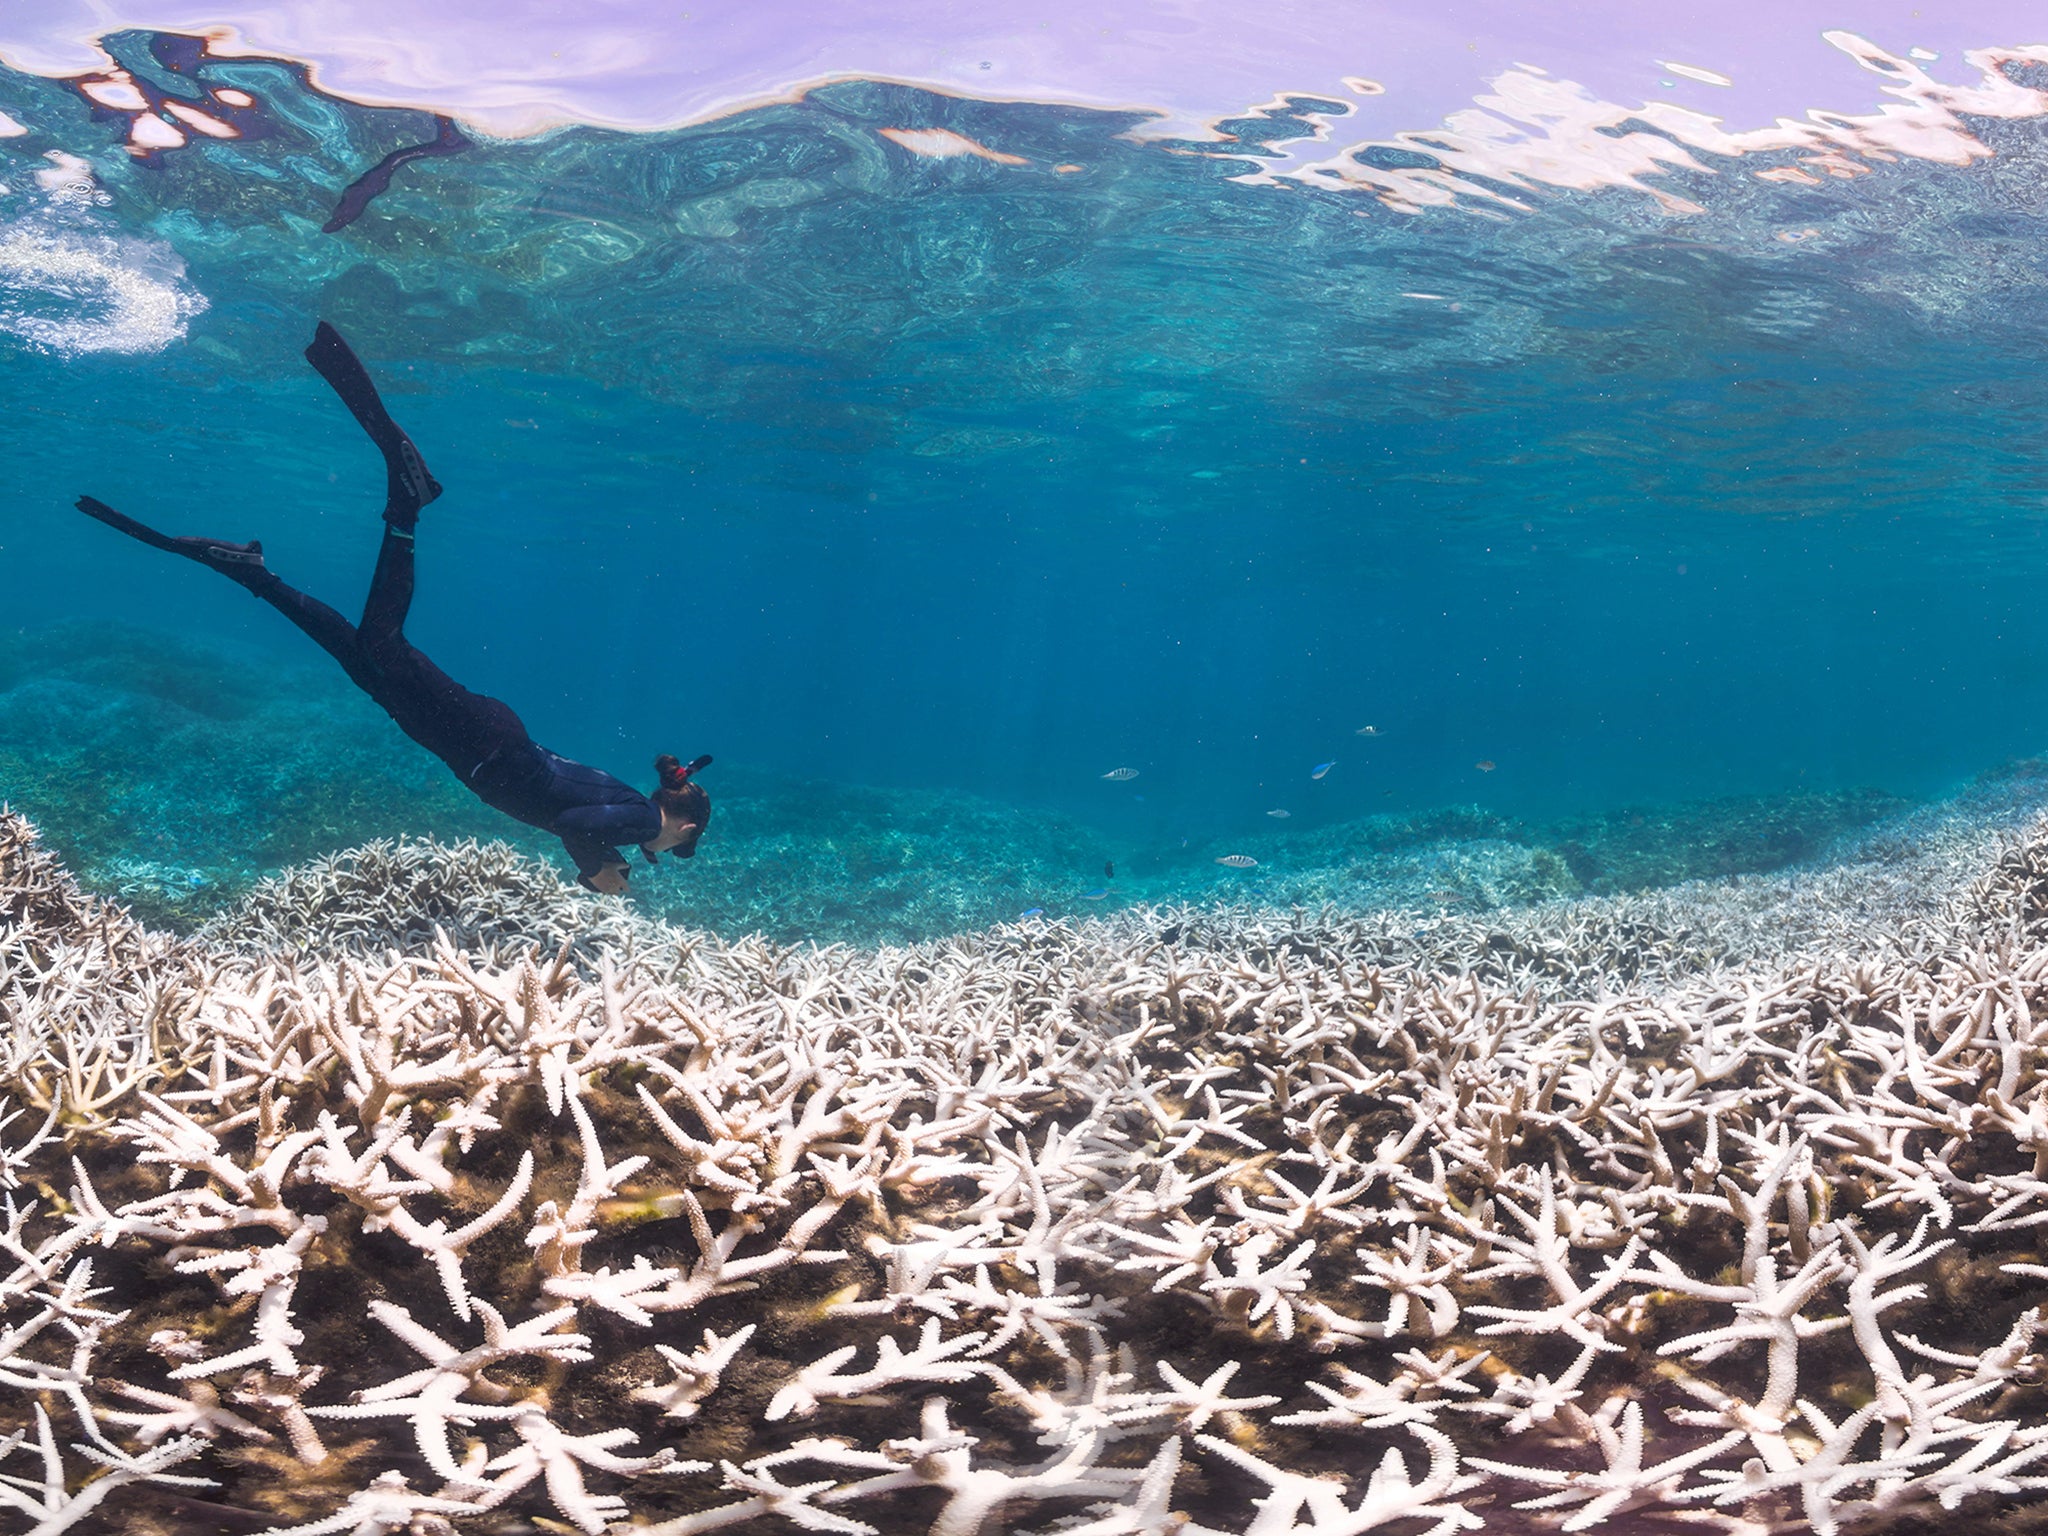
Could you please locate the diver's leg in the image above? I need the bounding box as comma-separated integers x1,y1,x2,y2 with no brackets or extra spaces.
74,494,374,683
302,321,442,529
346,522,529,772
74,492,515,778
253,579,382,689
358,522,415,648
353,617,532,783
242,555,516,767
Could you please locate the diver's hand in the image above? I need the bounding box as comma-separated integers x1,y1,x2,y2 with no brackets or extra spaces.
582,862,630,895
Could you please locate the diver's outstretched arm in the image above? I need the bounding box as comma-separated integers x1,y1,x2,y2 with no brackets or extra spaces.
302,321,442,527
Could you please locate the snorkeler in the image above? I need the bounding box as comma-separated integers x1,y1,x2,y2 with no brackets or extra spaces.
75,321,708,895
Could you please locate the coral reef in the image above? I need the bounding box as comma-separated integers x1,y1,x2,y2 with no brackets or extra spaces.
0,809,185,1121
1217,766,2048,1002
6,801,2048,1535
1172,787,1916,920
198,836,652,965
1535,788,1909,895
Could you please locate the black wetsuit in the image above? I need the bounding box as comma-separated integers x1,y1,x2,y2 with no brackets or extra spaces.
78,322,662,887
254,527,660,882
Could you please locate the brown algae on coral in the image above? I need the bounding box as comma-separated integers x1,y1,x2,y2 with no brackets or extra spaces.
3,800,2048,1533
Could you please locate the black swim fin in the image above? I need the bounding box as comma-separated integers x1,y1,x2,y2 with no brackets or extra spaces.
302,320,442,524
75,495,270,584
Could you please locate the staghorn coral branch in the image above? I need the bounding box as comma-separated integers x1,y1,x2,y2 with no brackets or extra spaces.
767,1320,992,1422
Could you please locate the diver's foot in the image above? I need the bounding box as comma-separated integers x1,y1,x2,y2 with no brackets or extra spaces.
162,532,270,591
303,320,443,517
174,535,267,575
385,434,440,522
75,497,270,586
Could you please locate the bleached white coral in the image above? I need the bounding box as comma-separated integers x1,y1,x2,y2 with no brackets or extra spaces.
2,805,2048,1534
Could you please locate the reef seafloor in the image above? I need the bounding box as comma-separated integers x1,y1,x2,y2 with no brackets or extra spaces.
0,622,1928,947
6,762,2048,1536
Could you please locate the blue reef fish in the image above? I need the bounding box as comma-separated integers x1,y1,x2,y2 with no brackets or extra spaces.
1083,887,1110,900
1101,767,1139,781
1311,761,1336,779
1267,809,1290,819
1215,854,1258,869
1020,907,1044,918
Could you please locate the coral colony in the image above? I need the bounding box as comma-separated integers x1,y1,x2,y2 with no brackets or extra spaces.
6,796,2048,1536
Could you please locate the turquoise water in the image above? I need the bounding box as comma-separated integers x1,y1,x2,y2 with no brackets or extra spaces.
7,33,2048,935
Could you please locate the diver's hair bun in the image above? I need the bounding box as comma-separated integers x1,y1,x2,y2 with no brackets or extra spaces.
655,754,688,790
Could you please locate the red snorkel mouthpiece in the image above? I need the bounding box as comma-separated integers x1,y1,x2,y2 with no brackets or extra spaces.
662,753,712,789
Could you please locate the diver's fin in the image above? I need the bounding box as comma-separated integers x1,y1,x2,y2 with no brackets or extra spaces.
76,494,182,554
302,321,443,522
303,321,402,442
75,495,270,582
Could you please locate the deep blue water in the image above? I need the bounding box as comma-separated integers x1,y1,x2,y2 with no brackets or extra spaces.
7,36,2048,925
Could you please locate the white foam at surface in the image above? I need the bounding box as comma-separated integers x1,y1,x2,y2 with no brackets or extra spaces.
32,150,93,192
0,223,206,355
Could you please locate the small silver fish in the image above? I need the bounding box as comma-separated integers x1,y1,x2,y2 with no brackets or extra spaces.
1267,809,1291,819
1101,767,1140,781
1311,761,1336,779
1356,725,1380,736
1215,854,1258,869
1083,887,1110,900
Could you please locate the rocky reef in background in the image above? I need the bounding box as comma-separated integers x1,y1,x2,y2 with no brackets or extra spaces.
6,772,2048,1533
0,622,1927,948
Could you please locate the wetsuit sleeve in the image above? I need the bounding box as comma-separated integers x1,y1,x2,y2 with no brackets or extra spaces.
554,802,662,879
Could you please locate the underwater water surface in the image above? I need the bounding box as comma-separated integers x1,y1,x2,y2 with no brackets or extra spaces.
5,18,2048,934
